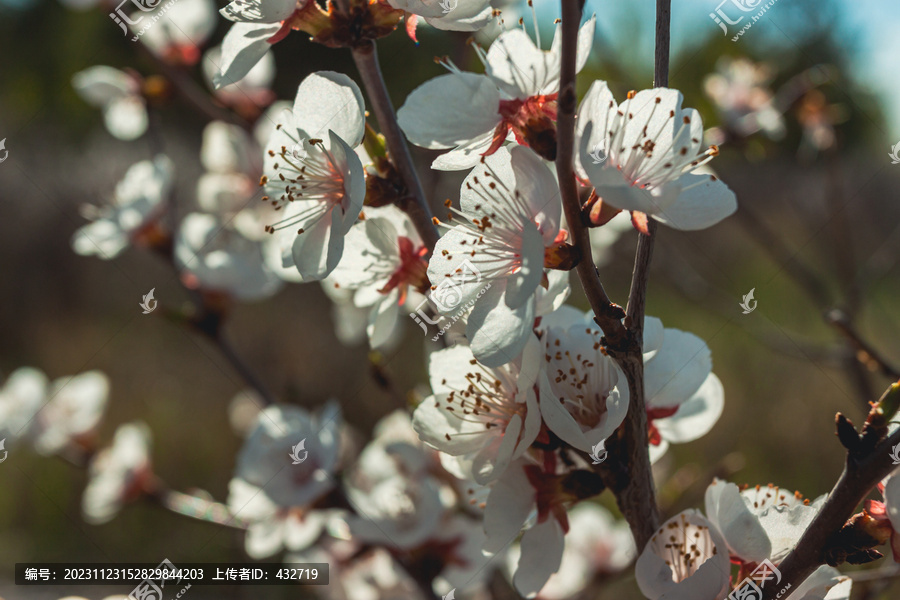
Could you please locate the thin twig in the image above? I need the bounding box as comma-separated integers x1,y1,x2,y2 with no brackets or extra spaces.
134,41,250,130
351,42,440,252
153,488,249,529
211,330,277,406
827,309,900,380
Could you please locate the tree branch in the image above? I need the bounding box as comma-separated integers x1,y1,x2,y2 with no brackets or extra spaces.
351,42,440,253
555,0,660,549
763,389,900,599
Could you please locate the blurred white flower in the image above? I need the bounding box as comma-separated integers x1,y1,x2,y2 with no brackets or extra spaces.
72,66,147,141
72,155,173,259
634,510,730,600
412,337,542,485
203,45,276,113
703,57,785,140
175,212,285,302
398,17,595,170
578,82,737,231
82,422,152,524
33,371,109,456
642,316,724,463
327,206,428,350
536,306,630,454
0,367,48,442
261,72,366,282
335,548,427,600
428,146,561,366
229,402,341,513
345,468,445,550
131,0,218,65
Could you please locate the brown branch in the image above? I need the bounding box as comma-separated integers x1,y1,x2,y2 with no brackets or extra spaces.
555,0,659,549
351,42,440,253
763,387,900,599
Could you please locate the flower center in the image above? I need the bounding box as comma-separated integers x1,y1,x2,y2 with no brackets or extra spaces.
646,405,679,445
648,513,717,583
378,236,429,303
485,94,558,161
261,141,346,236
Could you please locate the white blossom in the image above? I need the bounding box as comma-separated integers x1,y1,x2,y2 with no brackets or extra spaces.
578,82,737,230
398,17,595,170
428,146,561,366
261,72,366,282
72,155,173,259
635,510,730,600
82,422,152,524
72,66,147,140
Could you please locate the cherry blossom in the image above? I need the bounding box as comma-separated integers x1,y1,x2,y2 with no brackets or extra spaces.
32,371,110,456
203,45,276,111
634,510,731,600
427,146,561,366
260,71,366,282
578,82,737,231
703,57,785,140
72,155,173,259
398,16,595,170
642,316,724,462
504,502,635,600
864,472,900,561
131,0,218,65
412,337,543,485
536,306,630,454
0,367,47,443
327,206,428,349
228,402,341,515
71,66,147,141
82,422,153,524
705,479,826,564
388,0,494,37
175,212,285,302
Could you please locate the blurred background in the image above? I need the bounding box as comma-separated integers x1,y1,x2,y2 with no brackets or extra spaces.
0,0,899,597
